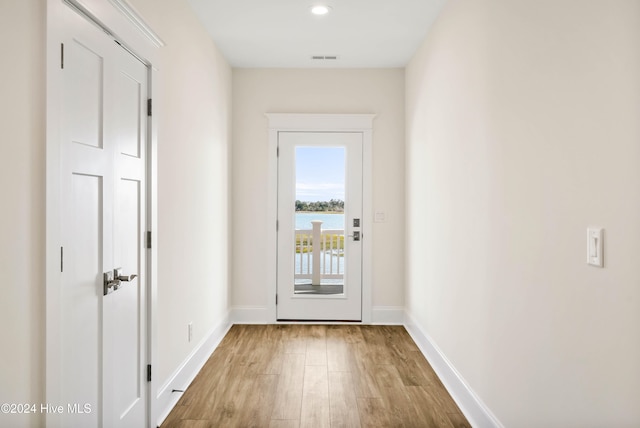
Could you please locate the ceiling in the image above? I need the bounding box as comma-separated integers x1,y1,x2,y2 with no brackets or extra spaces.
187,0,446,68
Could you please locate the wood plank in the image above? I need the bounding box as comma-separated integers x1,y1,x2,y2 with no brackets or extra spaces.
159,404,189,428
405,385,456,428
407,349,449,387
382,325,419,354
205,359,256,425
300,365,330,428
391,350,431,387
407,352,464,414
349,343,381,398
264,326,286,375
448,412,473,428
281,324,308,354
173,420,212,428
327,337,352,372
177,349,236,420
271,353,305,420
359,326,394,365
305,325,328,366
328,371,361,428
326,326,355,372
175,345,234,407
305,336,327,367
327,324,365,344
356,397,389,427
270,420,300,428
373,364,421,427
238,374,279,427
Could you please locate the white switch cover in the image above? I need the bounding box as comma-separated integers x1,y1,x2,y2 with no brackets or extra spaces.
587,228,603,267
374,211,386,223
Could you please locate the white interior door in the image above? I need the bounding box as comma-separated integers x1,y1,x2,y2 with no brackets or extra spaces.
277,132,363,320
60,6,148,427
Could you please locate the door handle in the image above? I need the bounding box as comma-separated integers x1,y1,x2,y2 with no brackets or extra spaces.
104,268,137,295
347,231,361,241
104,271,121,296
114,267,137,282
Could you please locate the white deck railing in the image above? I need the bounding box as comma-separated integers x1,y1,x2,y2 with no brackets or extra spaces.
295,220,344,285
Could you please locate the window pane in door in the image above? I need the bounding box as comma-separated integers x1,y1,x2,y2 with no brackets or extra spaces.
293,146,345,295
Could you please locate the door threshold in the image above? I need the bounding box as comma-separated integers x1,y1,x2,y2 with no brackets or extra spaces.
276,319,362,323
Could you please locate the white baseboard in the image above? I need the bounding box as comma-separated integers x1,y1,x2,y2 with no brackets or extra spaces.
230,306,269,324
154,314,232,427
404,311,504,428
371,306,405,324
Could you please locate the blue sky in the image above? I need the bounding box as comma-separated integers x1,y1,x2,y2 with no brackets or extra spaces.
295,147,345,202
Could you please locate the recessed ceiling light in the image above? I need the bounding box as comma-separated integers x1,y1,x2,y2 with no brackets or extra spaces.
311,5,331,16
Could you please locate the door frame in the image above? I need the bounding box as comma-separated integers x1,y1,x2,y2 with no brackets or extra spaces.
266,114,375,323
45,0,163,426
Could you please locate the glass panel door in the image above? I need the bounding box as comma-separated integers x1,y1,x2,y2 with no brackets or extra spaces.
277,132,362,321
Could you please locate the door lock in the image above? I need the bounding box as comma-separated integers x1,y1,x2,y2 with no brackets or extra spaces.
348,231,361,241
103,271,121,296
104,268,138,295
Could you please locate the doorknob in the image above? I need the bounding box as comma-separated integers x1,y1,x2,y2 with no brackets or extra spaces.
348,231,361,241
104,271,121,296
114,267,137,282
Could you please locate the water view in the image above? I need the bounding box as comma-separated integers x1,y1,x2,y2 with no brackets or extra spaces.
295,212,344,230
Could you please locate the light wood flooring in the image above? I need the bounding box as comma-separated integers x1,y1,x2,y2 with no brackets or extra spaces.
161,325,471,428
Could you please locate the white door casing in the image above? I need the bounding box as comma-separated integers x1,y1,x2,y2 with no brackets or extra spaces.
46,1,160,426
266,114,374,323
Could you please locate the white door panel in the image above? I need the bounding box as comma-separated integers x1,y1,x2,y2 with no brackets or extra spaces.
111,42,147,428
116,70,143,158
60,5,147,427
66,39,104,149
62,173,103,428
61,12,113,427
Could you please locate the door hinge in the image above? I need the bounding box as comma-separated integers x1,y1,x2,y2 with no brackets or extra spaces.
276,220,279,231
147,364,152,382
276,294,278,305
60,246,64,272
60,43,64,69
277,146,279,157
147,98,152,117
146,231,152,249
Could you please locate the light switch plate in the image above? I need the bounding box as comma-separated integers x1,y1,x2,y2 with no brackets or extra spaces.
587,228,603,267
374,211,386,223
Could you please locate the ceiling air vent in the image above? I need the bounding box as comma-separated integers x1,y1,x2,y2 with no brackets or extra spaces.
311,55,339,60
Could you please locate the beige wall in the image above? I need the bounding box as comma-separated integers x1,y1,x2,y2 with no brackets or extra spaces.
0,1,231,426
406,0,640,426
232,69,405,312
0,1,46,427
127,0,232,385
